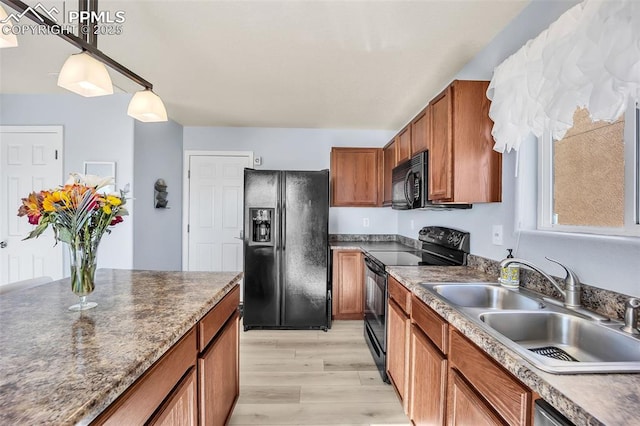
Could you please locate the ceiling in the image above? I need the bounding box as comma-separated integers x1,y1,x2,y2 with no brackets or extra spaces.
0,1,529,129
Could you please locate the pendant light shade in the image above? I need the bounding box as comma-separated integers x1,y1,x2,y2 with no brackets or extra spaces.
0,5,18,48
127,89,168,122
57,52,114,97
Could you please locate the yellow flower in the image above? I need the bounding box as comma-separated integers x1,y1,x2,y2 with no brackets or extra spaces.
42,191,60,212
106,195,122,207
103,204,112,215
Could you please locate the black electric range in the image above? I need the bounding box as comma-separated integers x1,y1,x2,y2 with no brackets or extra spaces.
363,226,470,383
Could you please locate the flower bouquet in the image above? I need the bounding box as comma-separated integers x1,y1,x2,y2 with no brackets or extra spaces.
17,173,127,310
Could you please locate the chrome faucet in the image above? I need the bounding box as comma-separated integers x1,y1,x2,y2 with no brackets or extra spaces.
499,257,581,308
621,298,640,335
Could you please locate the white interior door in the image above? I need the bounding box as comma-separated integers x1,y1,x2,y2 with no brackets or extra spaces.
185,153,252,277
0,126,64,286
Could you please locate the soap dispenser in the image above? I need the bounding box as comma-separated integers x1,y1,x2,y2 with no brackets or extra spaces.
499,249,520,288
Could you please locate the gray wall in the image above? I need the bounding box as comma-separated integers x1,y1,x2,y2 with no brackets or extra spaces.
396,0,640,297
183,126,399,235
0,94,135,270
133,119,183,270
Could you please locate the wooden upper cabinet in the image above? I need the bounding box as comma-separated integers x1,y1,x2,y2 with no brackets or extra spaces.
410,107,430,156
396,126,412,164
382,140,396,206
429,80,502,203
330,147,382,207
429,86,454,201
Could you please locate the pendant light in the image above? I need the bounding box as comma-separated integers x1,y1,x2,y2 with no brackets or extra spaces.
57,51,114,97
127,89,168,122
0,5,18,48
1,0,167,121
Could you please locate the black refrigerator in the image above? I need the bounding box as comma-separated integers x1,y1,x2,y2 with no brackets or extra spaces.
243,169,330,331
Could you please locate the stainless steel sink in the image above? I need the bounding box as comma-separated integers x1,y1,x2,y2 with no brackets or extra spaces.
479,311,640,373
430,284,544,310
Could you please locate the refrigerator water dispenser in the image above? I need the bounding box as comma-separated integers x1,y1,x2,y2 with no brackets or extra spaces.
250,208,273,244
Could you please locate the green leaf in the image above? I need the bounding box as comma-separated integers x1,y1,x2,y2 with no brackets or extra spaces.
57,227,73,244
23,221,49,240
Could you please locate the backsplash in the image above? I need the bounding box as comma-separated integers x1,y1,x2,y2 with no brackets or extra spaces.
330,233,633,321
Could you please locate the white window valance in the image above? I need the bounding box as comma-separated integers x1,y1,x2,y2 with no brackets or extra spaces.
487,0,640,153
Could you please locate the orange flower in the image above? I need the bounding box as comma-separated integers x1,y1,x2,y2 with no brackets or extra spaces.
17,192,43,225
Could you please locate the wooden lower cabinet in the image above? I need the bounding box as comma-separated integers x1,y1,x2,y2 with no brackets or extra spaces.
401,292,533,426
409,324,447,425
447,369,505,426
332,250,364,320
387,299,410,411
92,286,240,426
448,329,532,425
148,368,198,426
199,311,240,426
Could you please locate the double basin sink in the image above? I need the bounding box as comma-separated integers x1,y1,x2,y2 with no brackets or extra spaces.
420,283,640,374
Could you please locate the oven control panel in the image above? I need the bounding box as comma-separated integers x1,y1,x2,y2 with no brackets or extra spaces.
418,226,470,253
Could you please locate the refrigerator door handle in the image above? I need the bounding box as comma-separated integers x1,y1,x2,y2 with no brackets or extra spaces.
281,204,286,251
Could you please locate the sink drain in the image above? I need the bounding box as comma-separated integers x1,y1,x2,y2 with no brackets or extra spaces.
529,346,579,362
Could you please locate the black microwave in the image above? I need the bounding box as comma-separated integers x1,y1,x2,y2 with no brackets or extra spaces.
392,151,471,210
392,151,427,210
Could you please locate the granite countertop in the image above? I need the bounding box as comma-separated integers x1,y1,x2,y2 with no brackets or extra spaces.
387,266,640,426
0,269,242,426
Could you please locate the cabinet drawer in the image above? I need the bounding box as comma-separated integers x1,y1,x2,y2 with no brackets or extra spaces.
449,329,531,426
92,329,197,425
388,276,411,314
199,285,240,352
411,295,448,354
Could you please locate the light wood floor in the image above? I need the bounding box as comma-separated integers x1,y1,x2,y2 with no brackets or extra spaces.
228,320,409,426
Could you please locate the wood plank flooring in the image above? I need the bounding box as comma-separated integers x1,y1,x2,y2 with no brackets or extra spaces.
229,320,409,426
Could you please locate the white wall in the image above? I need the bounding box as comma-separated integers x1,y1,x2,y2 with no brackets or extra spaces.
396,0,640,297
0,94,135,270
183,126,398,235
133,119,183,270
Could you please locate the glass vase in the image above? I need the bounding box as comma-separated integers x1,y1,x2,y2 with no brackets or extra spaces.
68,239,99,311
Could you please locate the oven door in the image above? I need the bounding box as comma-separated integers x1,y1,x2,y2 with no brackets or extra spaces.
363,255,387,352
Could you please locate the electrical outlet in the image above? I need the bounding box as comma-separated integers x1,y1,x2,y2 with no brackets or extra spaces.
363,218,370,228
492,225,504,245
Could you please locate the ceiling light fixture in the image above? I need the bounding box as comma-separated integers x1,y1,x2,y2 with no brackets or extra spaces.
127,89,168,122
0,4,18,48
0,0,167,121
57,51,114,97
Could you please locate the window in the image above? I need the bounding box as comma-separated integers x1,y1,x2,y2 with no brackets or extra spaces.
538,104,639,236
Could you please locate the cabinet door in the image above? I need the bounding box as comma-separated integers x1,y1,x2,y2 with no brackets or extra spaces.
199,312,240,426
411,107,430,156
387,299,410,413
449,329,531,425
331,250,364,320
447,369,505,426
396,126,412,164
429,86,453,201
409,325,447,426
382,140,396,206
148,368,198,426
330,147,381,207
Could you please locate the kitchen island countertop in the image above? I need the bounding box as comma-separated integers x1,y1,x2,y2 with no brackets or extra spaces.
0,269,242,425
388,265,640,426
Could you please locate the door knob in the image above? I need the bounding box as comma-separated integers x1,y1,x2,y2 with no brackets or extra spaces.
0,241,7,249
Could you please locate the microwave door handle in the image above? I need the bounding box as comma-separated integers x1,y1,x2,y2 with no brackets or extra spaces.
404,170,414,208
